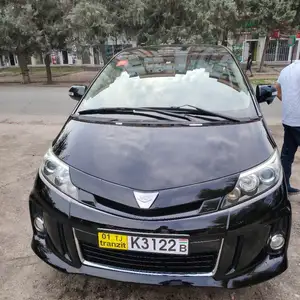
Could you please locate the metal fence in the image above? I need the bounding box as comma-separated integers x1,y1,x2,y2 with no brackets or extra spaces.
265,39,290,62
277,40,289,61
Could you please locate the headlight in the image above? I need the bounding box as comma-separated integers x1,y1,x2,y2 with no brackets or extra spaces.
40,149,78,199
222,150,282,208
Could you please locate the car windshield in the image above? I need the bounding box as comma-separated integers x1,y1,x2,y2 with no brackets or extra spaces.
77,45,257,119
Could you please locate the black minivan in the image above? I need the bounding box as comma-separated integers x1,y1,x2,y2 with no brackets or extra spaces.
29,45,291,289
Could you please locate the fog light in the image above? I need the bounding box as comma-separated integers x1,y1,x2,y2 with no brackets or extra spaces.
270,234,285,250
226,187,241,202
34,216,45,233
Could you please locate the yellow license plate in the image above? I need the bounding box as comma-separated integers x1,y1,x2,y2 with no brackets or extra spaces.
98,231,189,255
98,232,128,250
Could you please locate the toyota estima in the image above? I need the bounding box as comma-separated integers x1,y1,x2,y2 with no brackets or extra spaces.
29,45,291,289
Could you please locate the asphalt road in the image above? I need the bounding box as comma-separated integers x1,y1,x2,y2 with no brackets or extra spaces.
0,86,76,125
1,86,300,300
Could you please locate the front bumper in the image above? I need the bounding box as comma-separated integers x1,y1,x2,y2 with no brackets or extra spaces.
29,173,291,289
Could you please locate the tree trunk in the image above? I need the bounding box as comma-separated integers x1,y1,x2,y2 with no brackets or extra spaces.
258,35,270,72
17,53,31,84
222,29,228,47
174,37,180,44
44,53,52,84
99,43,108,66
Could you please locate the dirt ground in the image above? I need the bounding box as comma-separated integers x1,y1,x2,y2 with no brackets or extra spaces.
0,70,98,85
1,119,300,300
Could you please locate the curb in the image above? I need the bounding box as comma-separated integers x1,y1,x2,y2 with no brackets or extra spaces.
0,81,90,87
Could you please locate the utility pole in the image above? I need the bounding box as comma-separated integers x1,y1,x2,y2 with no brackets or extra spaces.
288,35,296,64
291,44,294,64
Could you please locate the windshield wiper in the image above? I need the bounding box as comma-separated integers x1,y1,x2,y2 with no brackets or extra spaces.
170,104,241,122
143,104,241,123
77,107,192,121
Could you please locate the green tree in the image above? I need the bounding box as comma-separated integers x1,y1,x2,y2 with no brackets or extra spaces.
133,0,241,46
0,1,38,83
209,0,244,46
291,1,300,28
245,0,296,71
137,0,210,44
30,0,70,84
67,0,146,64
67,0,114,65
107,0,146,46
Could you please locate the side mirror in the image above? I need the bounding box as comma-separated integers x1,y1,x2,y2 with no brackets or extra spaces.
68,85,87,101
256,84,277,105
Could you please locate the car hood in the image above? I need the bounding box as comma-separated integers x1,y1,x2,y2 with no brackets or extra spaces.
53,119,274,191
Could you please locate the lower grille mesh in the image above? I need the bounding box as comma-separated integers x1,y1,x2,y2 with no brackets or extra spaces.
80,242,217,273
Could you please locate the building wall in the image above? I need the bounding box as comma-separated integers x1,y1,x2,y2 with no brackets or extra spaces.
0,35,136,67
28,37,137,66
239,35,300,64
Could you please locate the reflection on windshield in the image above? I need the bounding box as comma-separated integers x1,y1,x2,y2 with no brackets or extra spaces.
80,46,256,118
